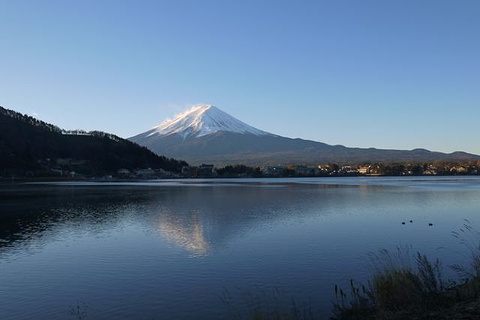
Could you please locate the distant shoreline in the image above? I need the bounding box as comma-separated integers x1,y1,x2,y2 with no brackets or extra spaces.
2,174,480,186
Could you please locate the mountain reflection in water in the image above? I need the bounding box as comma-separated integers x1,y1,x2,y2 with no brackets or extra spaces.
1,177,480,320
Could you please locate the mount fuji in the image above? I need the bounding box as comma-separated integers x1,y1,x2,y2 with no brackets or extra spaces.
140,105,272,138
129,105,479,166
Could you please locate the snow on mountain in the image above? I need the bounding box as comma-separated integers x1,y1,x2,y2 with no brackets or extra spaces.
129,104,480,166
147,105,272,138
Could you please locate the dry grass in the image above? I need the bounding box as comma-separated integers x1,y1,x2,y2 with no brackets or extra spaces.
332,223,480,319
332,246,450,320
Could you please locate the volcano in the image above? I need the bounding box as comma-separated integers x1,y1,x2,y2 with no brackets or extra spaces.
129,105,479,166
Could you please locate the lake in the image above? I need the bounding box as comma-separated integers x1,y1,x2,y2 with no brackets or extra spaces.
1,177,480,319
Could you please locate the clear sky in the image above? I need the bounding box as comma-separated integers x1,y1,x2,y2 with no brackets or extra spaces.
1,0,479,154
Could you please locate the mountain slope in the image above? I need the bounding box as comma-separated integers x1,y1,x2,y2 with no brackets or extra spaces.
0,106,188,176
138,105,272,139
129,105,480,166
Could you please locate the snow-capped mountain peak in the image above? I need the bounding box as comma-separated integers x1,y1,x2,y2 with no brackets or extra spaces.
148,104,271,138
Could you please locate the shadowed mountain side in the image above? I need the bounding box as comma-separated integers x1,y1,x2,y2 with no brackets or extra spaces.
130,131,479,166
0,106,188,175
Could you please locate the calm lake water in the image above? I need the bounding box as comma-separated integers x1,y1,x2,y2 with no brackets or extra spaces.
1,177,480,319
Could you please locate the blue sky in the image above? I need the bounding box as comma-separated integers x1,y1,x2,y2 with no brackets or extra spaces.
1,0,479,154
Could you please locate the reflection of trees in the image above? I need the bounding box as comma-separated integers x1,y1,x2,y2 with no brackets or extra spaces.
0,186,152,252
0,183,370,256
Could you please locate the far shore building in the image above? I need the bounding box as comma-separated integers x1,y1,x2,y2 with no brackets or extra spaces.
117,168,131,177
135,168,156,178
357,166,371,174
263,166,284,176
197,164,215,176
294,166,319,176
340,166,358,174
451,166,467,174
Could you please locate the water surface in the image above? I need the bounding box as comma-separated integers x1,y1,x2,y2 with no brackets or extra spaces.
1,177,480,319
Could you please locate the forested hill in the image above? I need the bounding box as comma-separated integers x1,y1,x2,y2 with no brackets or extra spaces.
0,106,188,176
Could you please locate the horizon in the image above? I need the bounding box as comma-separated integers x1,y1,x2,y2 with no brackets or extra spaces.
3,102,478,157
1,1,479,154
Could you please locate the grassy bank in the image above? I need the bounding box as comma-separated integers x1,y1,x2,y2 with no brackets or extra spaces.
241,225,480,320
331,246,480,320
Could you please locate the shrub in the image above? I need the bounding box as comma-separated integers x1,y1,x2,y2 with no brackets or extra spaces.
332,246,446,319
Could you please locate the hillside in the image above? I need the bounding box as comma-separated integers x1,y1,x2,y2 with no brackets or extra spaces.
0,107,188,177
